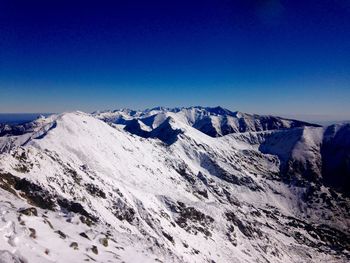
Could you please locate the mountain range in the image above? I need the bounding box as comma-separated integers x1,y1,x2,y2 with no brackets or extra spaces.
0,107,349,263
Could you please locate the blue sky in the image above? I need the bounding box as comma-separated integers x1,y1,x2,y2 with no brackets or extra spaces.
0,0,349,120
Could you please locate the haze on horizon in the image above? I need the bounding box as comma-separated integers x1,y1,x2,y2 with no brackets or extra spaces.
0,0,349,121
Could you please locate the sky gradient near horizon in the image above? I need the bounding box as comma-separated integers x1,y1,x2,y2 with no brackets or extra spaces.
0,0,349,120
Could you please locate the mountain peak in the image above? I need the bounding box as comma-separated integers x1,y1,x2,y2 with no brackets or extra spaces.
204,106,235,116
0,108,349,262
94,106,319,138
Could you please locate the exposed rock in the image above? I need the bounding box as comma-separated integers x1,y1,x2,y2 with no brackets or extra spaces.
91,245,98,255
28,228,36,238
168,201,214,237
70,242,79,250
19,207,38,216
79,232,90,240
112,199,136,224
85,183,106,199
55,230,67,239
57,198,97,222
99,237,108,247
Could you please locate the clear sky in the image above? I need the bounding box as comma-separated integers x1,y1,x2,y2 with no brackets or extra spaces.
0,0,349,120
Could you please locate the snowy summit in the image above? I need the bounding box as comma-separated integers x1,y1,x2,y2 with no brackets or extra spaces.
0,107,349,263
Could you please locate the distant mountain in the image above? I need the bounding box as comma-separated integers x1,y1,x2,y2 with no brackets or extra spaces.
0,113,52,125
94,106,320,137
0,114,52,136
0,108,348,263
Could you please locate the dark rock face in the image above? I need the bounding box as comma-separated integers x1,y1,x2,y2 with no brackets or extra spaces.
225,212,263,239
286,216,350,255
112,198,136,223
0,172,98,222
99,237,109,247
91,245,98,255
85,183,106,199
322,124,350,194
0,172,20,196
28,228,36,238
167,201,214,237
57,198,97,222
14,177,56,210
18,207,38,216
55,230,67,239
162,231,175,244
70,242,79,250
79,232,90,240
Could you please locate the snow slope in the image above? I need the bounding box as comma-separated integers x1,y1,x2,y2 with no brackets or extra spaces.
0,110,348,263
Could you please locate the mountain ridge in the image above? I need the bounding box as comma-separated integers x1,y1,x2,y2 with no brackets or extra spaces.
0,109,348,263
94,106,320,138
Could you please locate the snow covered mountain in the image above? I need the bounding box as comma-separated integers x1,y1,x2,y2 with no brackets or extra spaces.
94,106,320,137
0,109,349,263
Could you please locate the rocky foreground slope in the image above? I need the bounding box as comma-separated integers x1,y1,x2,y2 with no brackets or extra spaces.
0,108,349,263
